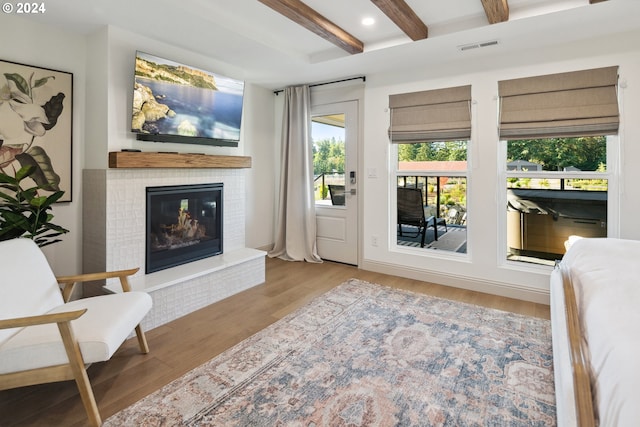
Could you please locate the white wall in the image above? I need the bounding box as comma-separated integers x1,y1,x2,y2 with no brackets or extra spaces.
361,30,640,302
244,83,278,249
1,15,86,275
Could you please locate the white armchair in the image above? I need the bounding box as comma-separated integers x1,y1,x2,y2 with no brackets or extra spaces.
0,238,152,426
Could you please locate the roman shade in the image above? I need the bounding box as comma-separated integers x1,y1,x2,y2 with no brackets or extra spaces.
498,66,619,140
389,85,472,143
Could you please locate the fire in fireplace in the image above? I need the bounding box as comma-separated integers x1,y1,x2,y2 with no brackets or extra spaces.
146,183,223,273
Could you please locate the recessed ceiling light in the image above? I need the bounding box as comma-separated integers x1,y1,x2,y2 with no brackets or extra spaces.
362,17,375,26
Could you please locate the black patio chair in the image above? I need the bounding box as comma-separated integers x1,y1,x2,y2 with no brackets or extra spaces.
328,184,345,206
397,187,445,247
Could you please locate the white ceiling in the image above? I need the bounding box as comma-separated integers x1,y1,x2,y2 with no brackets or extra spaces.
23,0,640,89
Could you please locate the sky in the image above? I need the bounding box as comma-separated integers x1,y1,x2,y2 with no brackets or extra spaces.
312,122,344,143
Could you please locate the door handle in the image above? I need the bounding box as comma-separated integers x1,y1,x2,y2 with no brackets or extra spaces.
350,188,357,195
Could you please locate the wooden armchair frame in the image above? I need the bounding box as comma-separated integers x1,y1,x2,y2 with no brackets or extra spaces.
57,268,149,353
0,268,148,427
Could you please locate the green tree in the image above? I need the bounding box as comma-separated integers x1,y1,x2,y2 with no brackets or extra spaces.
313,138,345,175
398,143,419,162
506,137,606,171
398,141,468,162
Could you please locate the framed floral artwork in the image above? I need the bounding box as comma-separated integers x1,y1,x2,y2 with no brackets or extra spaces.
0,59,72,202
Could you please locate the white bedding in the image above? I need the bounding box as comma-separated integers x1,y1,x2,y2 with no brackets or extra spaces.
554,238,640,427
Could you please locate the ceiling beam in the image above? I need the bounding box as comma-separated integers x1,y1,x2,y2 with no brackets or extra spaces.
257,0,364,54
480,0,509,24
370,0,428,41
589,0,608,3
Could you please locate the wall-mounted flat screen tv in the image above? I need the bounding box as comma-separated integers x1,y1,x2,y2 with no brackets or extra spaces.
131,51,244,147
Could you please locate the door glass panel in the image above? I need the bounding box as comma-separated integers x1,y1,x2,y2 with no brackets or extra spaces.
312,114,346,206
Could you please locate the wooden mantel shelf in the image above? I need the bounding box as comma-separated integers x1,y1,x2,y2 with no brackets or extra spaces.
109,152,251,169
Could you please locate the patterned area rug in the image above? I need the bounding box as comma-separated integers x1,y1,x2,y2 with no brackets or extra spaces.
105,279,555,426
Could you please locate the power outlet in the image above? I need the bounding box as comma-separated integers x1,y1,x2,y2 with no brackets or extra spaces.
371,235,379,247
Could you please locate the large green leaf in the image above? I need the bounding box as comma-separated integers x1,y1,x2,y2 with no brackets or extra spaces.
0,165,68,246
3,73,30,97
0,191,19,203
42,93,65,131
0,210,31,237
33,76,55,89
29,195,48,208
0,173,18,184
16,187,38,203
15,147,61,191
0,224,27,241
44,190,65,205
14,165,33,181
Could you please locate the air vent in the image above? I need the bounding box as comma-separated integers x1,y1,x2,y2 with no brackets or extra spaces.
457,40,499,51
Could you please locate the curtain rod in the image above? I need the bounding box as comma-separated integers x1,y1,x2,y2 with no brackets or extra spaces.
273,76,366,95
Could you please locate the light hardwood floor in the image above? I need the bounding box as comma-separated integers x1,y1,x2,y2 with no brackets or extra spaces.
0,257,550,426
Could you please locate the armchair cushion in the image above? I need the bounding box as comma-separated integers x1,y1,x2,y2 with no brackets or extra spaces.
0,239,65,347
0,292,152,374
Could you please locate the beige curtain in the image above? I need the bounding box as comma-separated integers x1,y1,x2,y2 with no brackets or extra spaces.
389,85,472,143
498,66,619,139
269,85,322,263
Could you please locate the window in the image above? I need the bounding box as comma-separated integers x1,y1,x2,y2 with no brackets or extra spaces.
312,115,345,206
389,85,471,254
498,66,619,265
504,137,610,265
395,141,468,253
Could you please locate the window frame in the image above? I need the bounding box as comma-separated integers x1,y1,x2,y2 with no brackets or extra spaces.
391,141,471,257
497,135,619,270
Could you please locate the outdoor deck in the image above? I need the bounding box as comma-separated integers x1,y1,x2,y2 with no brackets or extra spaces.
397,223,467,253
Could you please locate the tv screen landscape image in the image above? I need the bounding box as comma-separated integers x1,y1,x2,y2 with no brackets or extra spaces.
131,51,244,147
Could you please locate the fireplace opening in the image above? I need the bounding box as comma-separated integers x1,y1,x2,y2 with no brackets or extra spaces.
146,183,223,273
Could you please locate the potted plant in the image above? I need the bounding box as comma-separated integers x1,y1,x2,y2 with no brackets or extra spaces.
0,165,68,247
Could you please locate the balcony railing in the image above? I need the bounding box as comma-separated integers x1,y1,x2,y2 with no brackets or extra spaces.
314,172,345,202
397,175,466,223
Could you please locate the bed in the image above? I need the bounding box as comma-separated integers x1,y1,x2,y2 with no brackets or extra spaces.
550,237,640,427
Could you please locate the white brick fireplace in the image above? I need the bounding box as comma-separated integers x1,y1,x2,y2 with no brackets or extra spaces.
83,165,265,330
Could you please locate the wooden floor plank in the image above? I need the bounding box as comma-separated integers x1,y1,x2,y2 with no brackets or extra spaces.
0,257,550,426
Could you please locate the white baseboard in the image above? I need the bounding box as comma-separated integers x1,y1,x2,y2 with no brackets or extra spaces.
361,259,550,305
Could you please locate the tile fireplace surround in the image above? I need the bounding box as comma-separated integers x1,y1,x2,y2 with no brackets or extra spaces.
83,167,265,331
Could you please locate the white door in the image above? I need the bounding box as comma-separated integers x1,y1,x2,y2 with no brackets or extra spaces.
312,101,358,265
